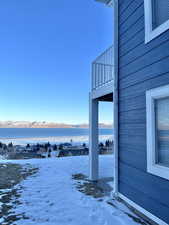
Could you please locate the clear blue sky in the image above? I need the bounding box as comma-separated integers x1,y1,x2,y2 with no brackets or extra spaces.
0,0,113,124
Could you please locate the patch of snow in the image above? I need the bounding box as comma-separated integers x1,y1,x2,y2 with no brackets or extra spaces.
0,194,6,200
0,155,7,160
0,217,4,223
0,189,12,193
2,164,7,167
0,201,3,208
2,156,142,225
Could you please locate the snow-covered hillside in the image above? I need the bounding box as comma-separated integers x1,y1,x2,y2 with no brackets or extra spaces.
0,156,146,225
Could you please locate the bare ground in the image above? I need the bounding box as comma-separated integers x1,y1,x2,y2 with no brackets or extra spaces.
0,163,38,225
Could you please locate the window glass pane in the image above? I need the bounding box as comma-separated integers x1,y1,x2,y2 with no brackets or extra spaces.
152,0,169,29
155,97,169,167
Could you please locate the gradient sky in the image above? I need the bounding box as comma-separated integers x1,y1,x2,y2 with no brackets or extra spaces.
0,0,113,124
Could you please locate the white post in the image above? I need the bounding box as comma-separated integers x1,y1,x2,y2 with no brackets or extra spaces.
113,0,119,197
89,93,99,181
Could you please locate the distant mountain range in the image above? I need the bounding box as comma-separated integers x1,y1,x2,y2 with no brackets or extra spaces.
0,121,113,129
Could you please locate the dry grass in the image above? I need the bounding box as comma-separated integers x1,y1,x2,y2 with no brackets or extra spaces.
0,163,38,225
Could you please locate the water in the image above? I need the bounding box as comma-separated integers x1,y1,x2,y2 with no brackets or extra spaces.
0,128,113,145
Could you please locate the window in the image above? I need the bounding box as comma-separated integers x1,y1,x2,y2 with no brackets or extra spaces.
144,0,169,43
155,98,169,167
146,85,169,180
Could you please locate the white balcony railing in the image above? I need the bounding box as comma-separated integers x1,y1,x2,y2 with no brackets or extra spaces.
92,45,114,91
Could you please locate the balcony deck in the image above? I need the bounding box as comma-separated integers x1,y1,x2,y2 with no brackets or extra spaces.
91,46,114,100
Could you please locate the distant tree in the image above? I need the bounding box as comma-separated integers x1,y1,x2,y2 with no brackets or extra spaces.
48,148,52,157
47,142,51,147
59,144,63,150
0,142,3,148
82,143,86,148
105,140,110,147
53,144,57,151
8,142,13,148
36,143,40,148
26,144,30,148
99,142,104,148
44,143,48,151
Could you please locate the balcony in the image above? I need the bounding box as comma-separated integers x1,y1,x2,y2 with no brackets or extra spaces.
91,46,114,99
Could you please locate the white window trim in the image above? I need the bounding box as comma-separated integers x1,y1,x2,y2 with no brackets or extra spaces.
144,0,169,43
146,85,169,180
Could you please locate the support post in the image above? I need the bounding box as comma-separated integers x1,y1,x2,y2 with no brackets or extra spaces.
113,0,119,197
89,94,99,181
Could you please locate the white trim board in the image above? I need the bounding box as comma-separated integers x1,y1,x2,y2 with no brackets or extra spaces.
91,81,114,100
146,84,169,181
119,193,168,225
144,0,169,43
95,0,114,7
112,0,119,195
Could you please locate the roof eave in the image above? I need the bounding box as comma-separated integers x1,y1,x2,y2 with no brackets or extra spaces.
95,0,114,6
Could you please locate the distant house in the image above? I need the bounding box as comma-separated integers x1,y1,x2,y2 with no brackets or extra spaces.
15,146,26,152
56,148,89,157
8,145,43,159
89,1,169,224
7,152,42,160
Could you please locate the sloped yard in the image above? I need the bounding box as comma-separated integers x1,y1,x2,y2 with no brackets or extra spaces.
0,156,149,225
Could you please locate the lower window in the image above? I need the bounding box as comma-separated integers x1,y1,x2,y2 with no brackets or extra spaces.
146,85,169,180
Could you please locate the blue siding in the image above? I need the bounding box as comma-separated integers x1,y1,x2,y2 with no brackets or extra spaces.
118,0,169,224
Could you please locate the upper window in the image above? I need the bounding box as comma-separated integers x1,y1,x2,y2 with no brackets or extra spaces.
144,0,169,43
146,85,169,180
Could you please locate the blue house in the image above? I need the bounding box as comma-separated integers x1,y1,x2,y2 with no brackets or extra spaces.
89,0,169,224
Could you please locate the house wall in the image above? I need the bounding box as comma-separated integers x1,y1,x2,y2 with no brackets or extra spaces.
118,0,169,224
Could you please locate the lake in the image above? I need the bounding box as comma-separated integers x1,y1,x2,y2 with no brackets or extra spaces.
0,128,113,145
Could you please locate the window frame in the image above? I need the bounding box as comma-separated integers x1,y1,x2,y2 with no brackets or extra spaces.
146,85,169,180
144,0,169,43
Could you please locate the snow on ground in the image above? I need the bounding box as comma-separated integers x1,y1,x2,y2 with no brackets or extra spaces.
0,156,143,225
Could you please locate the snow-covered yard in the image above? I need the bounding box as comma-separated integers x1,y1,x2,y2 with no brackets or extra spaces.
0,156,147,225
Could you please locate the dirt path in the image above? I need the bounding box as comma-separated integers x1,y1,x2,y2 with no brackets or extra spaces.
0,163,38,225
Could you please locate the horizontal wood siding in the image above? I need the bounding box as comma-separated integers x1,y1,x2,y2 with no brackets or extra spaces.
118,0,169,224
